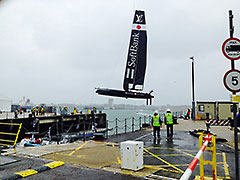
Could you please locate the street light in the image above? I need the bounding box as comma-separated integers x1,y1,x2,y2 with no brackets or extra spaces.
190,56,196,120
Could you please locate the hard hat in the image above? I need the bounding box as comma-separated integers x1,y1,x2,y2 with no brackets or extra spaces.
154,110,158,114
166,108,171,112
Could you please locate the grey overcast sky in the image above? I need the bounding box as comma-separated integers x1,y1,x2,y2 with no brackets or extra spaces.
0,0,240,106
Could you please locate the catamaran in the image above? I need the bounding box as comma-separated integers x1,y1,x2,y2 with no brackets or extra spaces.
96,10,154,105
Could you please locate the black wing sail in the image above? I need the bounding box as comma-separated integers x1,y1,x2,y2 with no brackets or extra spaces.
96,10,154,105
123,10,147,91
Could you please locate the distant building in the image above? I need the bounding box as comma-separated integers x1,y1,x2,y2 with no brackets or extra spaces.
0,95,12,112
108,99,113,108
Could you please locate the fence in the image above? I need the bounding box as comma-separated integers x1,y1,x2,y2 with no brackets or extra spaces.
107,115,152,136
0,122,22,150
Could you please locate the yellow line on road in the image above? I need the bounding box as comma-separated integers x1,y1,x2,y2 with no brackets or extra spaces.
145,165,180,173
68,141,88,156
147,146,198,153
144,148,184,173
144,154,190,157
117,157,121,164
144,164,189,168
222,152,230,179
175,149,195,157
93,141,104,144
105,142,119,146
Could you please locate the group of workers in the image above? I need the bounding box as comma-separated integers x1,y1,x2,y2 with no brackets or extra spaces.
31,106,46,117
152,109,174,141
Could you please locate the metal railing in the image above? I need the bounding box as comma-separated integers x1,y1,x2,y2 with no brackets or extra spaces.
107,115,152,136
0,122,22,150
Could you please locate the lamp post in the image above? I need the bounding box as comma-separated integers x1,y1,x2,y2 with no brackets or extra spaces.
190,56,196,120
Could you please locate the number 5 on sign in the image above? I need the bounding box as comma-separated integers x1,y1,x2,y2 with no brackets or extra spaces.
223,69,240,93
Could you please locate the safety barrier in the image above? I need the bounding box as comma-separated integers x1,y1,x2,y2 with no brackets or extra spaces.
206,119,230,126
107,116,152,136
180,134,212,180
0,122,22,149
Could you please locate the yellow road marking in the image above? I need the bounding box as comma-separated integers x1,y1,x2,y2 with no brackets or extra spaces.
222,152,230,179
144,153,193,157
117,157,121,164
15,169,38,177
93,141,104,144
158,167,179,173
105,142,119,146
175,149,195,158
144,148,184,173
145,164,189,168
44,161,64,169
144,165,180,173
147,147,196,151
119,169,150,177
68,141,88,156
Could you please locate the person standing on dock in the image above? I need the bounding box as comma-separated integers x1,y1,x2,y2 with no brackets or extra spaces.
31,107,36,117
164,109,174,140
186,108,191,119
152,111,162,140
73,107,78,115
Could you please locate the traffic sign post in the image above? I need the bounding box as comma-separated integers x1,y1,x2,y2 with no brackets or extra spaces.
222,38,240,60
222,10,239,180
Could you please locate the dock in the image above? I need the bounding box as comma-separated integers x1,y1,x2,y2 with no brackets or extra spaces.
0,113,107,145
0,118,239,179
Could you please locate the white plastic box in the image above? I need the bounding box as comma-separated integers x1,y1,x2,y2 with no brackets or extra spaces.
120,140,143,171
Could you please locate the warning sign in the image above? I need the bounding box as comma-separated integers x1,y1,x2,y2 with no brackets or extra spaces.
222,37,240,60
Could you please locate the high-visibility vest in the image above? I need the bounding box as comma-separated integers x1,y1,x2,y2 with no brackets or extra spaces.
73,109,77,114
165,113,173,124
153,115,160,126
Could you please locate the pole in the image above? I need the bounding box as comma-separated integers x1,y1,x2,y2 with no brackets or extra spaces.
125,118,127,134
229,10,239,180
180,134,212,180
190,56,196,120
115,118,118,135
132,117,134,132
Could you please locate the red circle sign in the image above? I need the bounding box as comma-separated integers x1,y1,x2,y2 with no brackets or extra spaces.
222,38,240,60
223,69,240,93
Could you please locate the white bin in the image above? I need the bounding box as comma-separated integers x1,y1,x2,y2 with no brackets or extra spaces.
120,140,143,171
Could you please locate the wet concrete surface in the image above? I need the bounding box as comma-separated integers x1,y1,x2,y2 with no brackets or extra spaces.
0,156,145,180
106,129,239,179
0,127,239,180
0,155,18,166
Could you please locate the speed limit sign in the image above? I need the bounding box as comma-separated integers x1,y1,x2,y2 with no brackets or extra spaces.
223,69,240,93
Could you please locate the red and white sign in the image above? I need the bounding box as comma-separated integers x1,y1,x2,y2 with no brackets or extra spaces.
223,69,240,93
222,37,240,60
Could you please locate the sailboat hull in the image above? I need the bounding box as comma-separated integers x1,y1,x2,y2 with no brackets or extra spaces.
96,88,153,99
